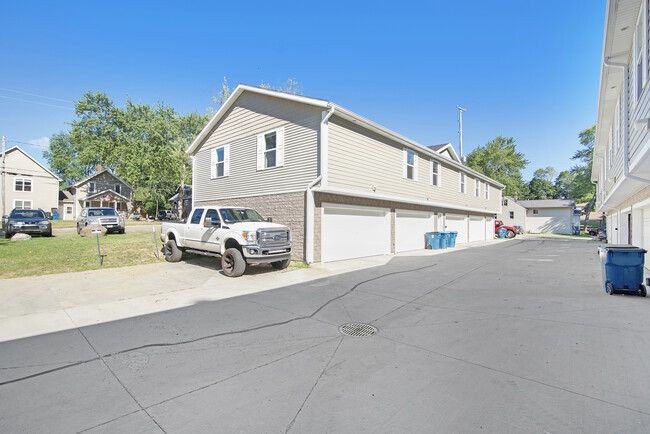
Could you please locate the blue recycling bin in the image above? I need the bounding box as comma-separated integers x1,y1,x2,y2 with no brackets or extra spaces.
448,231,458,248
439,231,449,249
426,232,441,250
498,227,507,238
597,244,647,296
52,213,60,220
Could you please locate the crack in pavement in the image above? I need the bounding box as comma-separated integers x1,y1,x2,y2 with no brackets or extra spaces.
75,409,145,434
285,337,344,433
0,263,435,387
378,334,650,417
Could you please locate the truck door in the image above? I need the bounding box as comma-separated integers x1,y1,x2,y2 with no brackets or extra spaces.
185,208,205,249
201,208,223,253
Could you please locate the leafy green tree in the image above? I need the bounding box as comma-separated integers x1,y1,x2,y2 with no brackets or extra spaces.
568,125,596,203
554,170,576,199
526,177,558,199
465,136,529,197
533,166,557,183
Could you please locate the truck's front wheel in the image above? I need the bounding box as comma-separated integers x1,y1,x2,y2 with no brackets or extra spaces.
222,248,246,277
505,230,515,238
164,239,183,262
271,259,290,270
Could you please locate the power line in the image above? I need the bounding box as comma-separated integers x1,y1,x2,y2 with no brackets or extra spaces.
0,87,73,103
0,95,73,110
5,139,49,150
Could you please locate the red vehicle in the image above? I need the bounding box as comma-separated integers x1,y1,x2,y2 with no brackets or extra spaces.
495,220,517,238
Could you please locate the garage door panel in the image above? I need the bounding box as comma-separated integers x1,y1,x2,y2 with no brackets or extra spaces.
469,216,485,242
395,210,435,253
444,214,468,244
322,205,390,263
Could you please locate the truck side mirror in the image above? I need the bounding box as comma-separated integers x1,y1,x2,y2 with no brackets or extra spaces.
204,217,221,228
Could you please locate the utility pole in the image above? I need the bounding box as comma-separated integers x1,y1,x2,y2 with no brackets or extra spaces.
456,106,466,163
1,136,5,222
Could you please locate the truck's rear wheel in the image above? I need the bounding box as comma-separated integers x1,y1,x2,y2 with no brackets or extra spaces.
164,239,183,262
271,259,291,270
505,230,515,238
222,248,246,277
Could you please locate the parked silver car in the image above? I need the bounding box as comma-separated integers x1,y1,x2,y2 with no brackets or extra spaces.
77,207,125,234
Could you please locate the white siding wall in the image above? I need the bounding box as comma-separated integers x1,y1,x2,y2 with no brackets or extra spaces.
526,208,573,235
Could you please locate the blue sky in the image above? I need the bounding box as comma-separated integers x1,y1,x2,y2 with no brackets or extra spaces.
0,1,605,181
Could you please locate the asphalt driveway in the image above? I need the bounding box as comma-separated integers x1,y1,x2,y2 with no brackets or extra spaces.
2,237,650,433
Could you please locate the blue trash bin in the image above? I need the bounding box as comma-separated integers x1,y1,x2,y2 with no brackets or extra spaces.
426,232,441,250
448,231,458,248
52,213,60,221
439,231,449,249
597,244,647,296
498,227,507,238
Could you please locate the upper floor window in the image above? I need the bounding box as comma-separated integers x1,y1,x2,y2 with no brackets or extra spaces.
257,128,284,170
114,184,121,195
88,182,96,193
509,211,514,219
503,198,508,206
484,182,489,199
403,149,417,180
431,160,440,186
14,178,32,192
474,178,480,197
532,209,539,215
211,145,230,178
14,199,32,209
459,173,466,193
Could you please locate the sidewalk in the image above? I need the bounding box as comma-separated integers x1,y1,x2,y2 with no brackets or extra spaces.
0,239,502,342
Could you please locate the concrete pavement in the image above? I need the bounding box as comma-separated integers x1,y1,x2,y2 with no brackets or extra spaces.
2,237,650,433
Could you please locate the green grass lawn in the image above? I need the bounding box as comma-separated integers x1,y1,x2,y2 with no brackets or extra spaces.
0,231,165,279
51,220,162,229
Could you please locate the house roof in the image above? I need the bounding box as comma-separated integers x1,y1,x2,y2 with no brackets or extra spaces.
59,190,74,201
517,199,576,209
2,146,62,181
168,185,192,202
69,168,132,189
187,85,504,188
83,189,130,202
427,143,461,163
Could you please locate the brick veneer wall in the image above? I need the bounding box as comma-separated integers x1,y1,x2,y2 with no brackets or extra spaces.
195,191,306,260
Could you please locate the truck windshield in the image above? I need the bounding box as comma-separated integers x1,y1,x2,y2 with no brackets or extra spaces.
219,208,265,223
88,208,117,216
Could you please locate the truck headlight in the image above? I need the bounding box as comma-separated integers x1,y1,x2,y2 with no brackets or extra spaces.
242,231,257,243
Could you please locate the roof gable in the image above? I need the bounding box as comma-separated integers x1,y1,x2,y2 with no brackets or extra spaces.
3,146,62,181
70,169,131,189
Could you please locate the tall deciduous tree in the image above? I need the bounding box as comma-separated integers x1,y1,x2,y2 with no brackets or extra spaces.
465,136,529,197
568,125,596,203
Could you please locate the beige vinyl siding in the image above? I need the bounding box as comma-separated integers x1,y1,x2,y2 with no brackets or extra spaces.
4,150,59,214
327,117,501,213
194,93,321,202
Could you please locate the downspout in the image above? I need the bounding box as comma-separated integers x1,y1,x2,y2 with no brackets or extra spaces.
305,105,335,264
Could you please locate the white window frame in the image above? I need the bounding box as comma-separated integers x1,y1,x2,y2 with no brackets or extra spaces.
403,149,418,180
66,206,73,214
509,211,514,219
114,184,121,195
88,181,96,193
13,199,32,210
257,127,284,171
635,3,647,104
14,177,33,192
459,172,466,193
430,160,441,186
474,178,480,197
533,209,539,215
484,182,489,199
210,145,230,178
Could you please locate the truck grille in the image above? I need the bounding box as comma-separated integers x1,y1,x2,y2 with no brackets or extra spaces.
258,229,290,247
99,218,118,224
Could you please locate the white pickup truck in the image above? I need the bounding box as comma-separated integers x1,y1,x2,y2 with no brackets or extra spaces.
160,207,292,277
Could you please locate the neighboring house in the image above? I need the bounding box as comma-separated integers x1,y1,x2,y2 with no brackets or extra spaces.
187,85,504,263
169,185,193,219
593,0,650,271
59,169,133,220
517,199,576,235
58,189,75,220
1,146,61,216
496,196,527,231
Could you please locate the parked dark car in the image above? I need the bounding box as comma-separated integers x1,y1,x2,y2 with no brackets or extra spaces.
597,228,607,241
3,209,52,238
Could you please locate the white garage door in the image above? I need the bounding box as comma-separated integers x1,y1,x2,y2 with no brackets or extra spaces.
485,217,494,239
321,204,391,263
395,210,436,253
468,216,485,242
444,214,468,244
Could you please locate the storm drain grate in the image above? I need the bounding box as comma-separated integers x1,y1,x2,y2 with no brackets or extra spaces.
339,323,378,337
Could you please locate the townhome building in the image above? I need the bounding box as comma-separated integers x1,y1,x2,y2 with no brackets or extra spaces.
1,146,60,216
188,85,504,263
594,0,650,270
